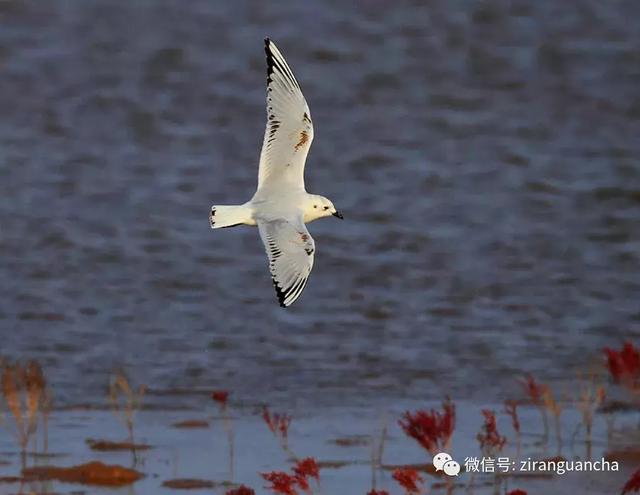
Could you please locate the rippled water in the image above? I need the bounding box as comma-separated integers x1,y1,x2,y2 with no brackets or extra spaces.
0,403,627,495
1,0,639,409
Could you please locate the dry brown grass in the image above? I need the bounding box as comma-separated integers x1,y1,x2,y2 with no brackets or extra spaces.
542,387,567,456
0,361,47,468
108,370,146,461
40,384,52,455
575,369,606,459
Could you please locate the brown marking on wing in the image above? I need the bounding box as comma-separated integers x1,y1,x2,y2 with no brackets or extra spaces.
294,130,309,151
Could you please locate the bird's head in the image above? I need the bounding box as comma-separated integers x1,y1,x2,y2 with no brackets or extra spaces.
308,195,343,221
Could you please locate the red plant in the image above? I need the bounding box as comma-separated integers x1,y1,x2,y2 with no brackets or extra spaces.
392,467,423,494
398,397,455,455
504,399,521,456
604,342,640,389
262,471,298,495
519,374,548,405
293,457,320,482
506,490,527,495
477,409,506,453
519,374,552,442
367,491,390,495
212,390,229,407
504,400,520,433
226,486,256,495
261,458,320,494
294,474,310,492
263,406,292,439
622,466,640,494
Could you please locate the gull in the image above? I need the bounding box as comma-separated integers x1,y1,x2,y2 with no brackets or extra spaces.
210,38,343,307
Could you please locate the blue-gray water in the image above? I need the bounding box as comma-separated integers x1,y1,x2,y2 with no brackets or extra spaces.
1,0,639,409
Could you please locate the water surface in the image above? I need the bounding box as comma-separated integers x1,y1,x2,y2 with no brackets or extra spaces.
0,0,639,410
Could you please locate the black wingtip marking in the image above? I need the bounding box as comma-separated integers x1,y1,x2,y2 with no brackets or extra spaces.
263,38,300,90
272,278,288,308
265,40,275,85
271,275,309,308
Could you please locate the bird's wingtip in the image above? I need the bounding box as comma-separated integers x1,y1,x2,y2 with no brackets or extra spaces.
264,37,271,46
272,278,288,308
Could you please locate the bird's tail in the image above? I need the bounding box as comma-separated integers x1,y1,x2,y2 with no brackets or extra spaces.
209,204,253,229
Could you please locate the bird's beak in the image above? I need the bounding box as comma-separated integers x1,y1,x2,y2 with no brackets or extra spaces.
332,210,344,220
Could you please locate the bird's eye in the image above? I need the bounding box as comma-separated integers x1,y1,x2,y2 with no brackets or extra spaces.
324,206,329,210
313,205,317,208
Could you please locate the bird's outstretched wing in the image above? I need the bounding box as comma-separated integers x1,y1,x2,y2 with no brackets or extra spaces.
257,215,315,307
257,38,314,191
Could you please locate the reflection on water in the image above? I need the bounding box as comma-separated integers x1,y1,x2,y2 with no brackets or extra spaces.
0,0,639,409
0,402,632,495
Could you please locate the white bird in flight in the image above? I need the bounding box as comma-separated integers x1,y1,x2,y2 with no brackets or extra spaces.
210,38,343,307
